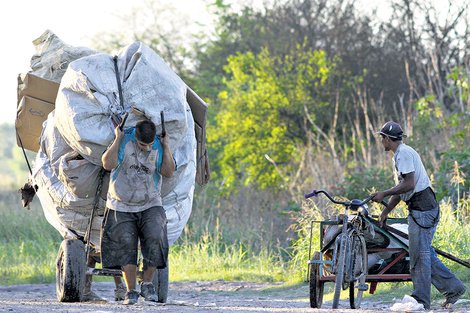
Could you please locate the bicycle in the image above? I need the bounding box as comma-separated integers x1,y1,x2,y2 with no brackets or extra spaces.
305,190,373,309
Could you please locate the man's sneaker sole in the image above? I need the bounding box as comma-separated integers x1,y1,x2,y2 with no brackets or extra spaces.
123,290,139,305
441,286,467,308
140,283,159,302
114,284,127,301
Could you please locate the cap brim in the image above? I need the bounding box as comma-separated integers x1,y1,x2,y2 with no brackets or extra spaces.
374,131,407,138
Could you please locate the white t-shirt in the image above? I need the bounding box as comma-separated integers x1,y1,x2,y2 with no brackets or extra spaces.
393,143,431,202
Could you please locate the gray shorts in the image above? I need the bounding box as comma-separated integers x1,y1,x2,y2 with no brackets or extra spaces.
101,206,168,270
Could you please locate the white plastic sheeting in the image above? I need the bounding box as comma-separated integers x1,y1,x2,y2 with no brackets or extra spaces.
31,36,196,249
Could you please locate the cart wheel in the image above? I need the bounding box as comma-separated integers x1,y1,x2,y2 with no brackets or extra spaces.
56,239,86,302
309,251,324,308
333,234,348,309
349,232,368,309
152,265,169,303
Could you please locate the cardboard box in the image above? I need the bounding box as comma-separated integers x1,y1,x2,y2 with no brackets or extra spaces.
186,87,210,186
16,96,55,152
17,73,60,105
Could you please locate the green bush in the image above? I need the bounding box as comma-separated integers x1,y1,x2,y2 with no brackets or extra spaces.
338,166,393,200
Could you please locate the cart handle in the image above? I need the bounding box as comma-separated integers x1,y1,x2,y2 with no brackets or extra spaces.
305,189,373,208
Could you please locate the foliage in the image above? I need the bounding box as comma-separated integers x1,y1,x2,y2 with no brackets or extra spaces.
0,123,36,188
0,192,61,285
0,189,297,285
170,224,292,282
421,66,470,202
338,166,393,200
209,45,336,188
87,0,198,84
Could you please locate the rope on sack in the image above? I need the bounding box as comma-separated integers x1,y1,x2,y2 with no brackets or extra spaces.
113,55,125,113
83,55,126,256
16,131,38,209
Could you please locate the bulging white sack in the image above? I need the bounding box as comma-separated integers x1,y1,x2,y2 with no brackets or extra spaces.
163,101,197,245
30,30,100,83
40,112,107,200
54,41,188,165
29,33,197,249
33,146,104,247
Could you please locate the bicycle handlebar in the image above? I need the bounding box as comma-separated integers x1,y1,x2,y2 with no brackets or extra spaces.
305,189,374,208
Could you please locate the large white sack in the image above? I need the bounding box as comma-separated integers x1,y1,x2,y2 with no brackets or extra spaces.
30,30,100,83
163,101,196,245
54,41,188,165
162,101,196,198
40,112,74,172
41,112,107,199
33,148,104,247
29,34,197,249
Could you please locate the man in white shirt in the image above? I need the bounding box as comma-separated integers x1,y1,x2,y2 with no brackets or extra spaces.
371,121,466,310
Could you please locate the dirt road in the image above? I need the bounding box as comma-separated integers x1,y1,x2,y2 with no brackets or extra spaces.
0,280,468,312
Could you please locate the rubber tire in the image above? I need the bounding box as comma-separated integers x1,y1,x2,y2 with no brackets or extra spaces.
56,239,86,302
349,233,367,309
309,252,324,308
332,234,348,309
152,265,169,303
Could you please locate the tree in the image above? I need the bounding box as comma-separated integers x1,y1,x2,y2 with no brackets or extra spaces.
87,0,198,83
210,45,336,194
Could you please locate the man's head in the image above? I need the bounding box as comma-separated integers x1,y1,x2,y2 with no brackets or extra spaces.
376,121,406,152
375,121,407,141
135,120,156,151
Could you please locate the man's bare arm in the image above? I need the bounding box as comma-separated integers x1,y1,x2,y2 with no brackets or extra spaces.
371,172,415,226
371,172,415,203
102,126,124,171
160,135,175,178
378,194,401,226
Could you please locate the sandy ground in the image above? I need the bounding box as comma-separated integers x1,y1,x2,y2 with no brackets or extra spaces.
0,280,469,312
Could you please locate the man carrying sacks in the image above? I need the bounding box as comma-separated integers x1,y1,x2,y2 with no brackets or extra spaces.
101,119,176,304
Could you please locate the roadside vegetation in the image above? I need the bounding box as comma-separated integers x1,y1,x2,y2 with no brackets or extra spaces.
1,0,469,305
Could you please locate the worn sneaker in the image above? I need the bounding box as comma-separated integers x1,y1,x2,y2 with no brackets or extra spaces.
140,283,159,302
82,290,106,302
441,286,467,309
114,284,127,301
123,289,139,305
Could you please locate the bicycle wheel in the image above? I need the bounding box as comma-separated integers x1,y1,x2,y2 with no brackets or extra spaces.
349,233,368,309
332,234,348,309
309,252,324,308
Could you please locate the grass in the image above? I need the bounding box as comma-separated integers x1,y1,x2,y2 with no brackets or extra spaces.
1,184,469,307
0,189,61,285
0,188,296,285
169,225,293,283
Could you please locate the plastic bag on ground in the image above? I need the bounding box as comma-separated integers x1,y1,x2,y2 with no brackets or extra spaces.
390,295,425,311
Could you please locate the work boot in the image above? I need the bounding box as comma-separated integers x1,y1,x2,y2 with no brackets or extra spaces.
114,283,127,301
441,286,467,309
123,289,139,305
82,290,106,302
140,282,159,302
